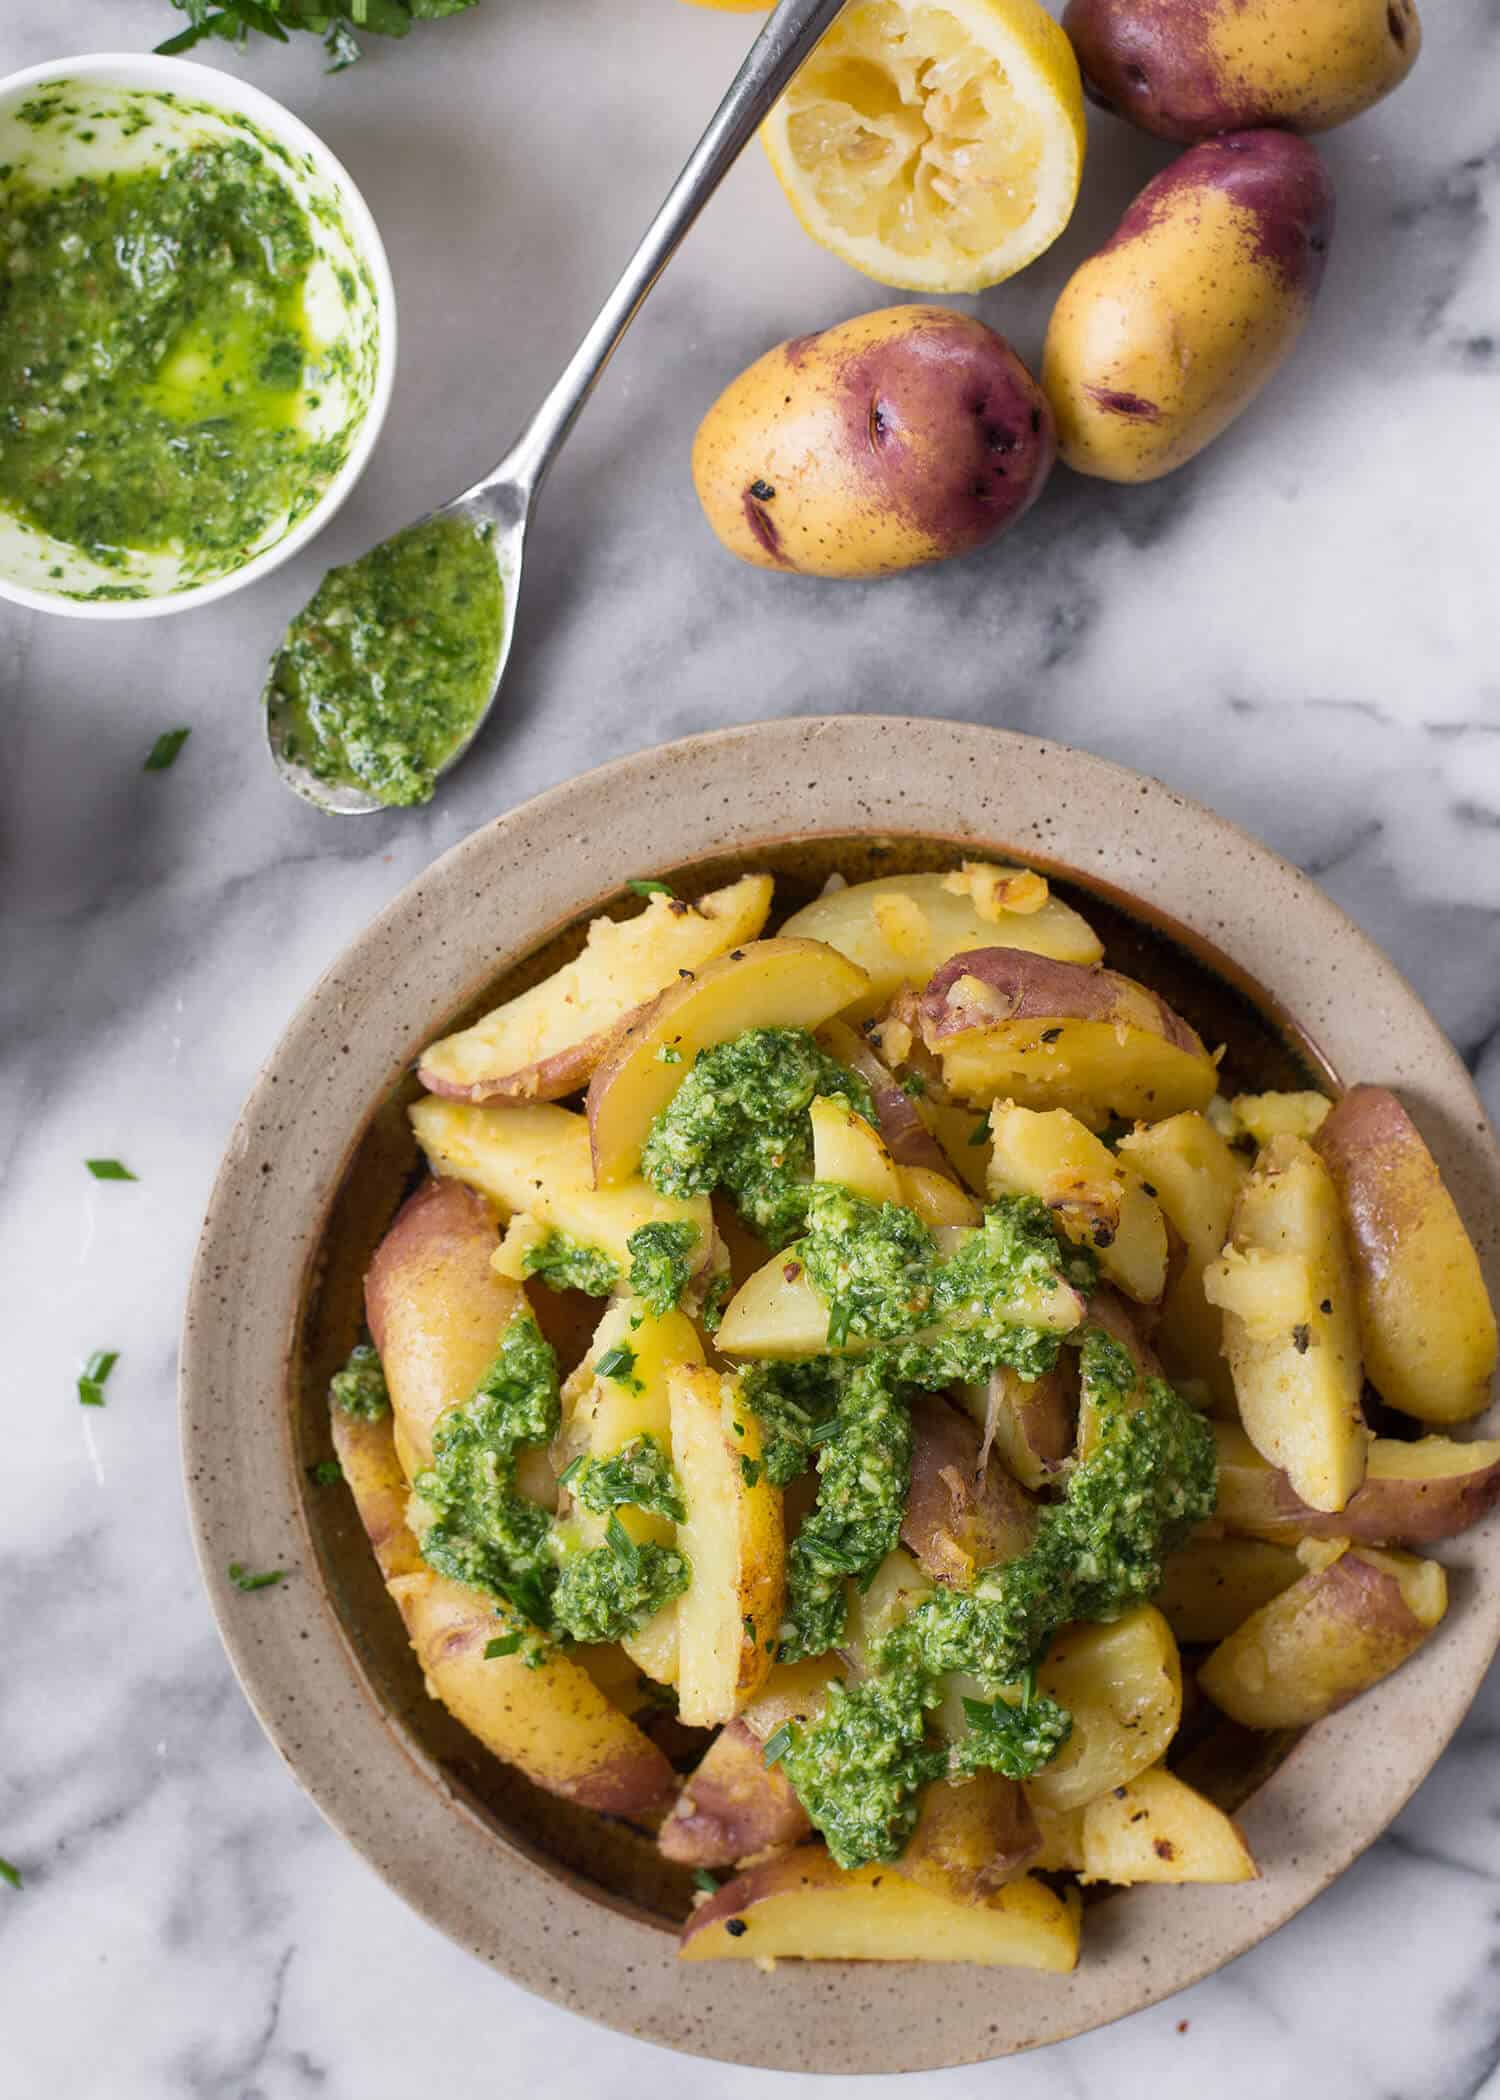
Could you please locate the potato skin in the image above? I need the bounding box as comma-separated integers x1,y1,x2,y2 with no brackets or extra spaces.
1213,1420,1500,1547
658,1719,811,1867
1042,131,1335,484
1316,1085,1498,1423
692,306,1054,579
1064,0,1420,143
902,1394,1037,1586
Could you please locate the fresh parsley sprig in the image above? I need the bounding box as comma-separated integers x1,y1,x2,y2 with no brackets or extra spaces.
155,0,483,72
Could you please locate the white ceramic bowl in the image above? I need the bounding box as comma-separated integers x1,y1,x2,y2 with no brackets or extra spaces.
0,52,396,620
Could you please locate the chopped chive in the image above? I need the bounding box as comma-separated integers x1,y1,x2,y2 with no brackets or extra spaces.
627,878,676,899
606,1512,640,1574
967,1119,990,1148
761,1723,793,1767
739,1455,762,1488
306,1459,343,1486
86,1158,137,1181
484,1633,523,1660
227,1562,285,1592
77,1349,119,1407
807,1415,845,1447
692,1868,720,1893
556,1456,586,1490
144,727,191,772
596,1342,637,1384
0,1857,20,1891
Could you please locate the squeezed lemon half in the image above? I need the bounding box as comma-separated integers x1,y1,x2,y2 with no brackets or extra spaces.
762,0,1086,294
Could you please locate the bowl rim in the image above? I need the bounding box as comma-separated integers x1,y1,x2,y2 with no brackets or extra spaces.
180,717,1500,2072
0,50,397,622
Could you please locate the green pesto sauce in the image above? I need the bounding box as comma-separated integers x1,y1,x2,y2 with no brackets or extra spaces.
570,1433,684,1523
414,1309,560,1624
739,1358,841,1486
551,1528,688,1645
626,1220,700,1317
266,514,505,808
640,1028,874,1247
0,139,336,562
523,1227,620,1298
328,1338,388,1420
779,1327,1217,1867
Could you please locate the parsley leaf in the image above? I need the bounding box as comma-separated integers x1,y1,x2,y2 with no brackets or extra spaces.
86,1159,137,1181
144,728,191,772
227,1562,286,1592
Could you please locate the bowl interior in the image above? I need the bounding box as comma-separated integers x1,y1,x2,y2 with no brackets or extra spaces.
296,828,1330,1925
0,59,386,611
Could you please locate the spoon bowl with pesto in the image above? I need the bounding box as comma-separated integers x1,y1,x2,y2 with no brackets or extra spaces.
263,0,849,814
0,54,393,618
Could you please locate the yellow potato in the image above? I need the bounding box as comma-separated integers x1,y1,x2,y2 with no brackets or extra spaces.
919,947,1218,1127
809,1094,904,1206
1229,1090,1332,1146
692,307,1055,579
586,937,869,1186
1063,0,1420,142
417,874,772,1104
1042,131,1335,483
1198,1544,1447,1730
657,1718,812,1868
1155,1534,1302,1644
1211,1418,1500,1548
1079,1767,1256,1886
989,1102,1168,1302
679,1850,1080,1968
1316,1085,1498,1423
953,1361,1077,1493
786,869,1102,1016
410,1096,711,1276
1205,1134,1367,1512
1118,1110,1246,1409
892,1771,1040,1904
902,1393,1037,1588
1024,1606,1182,1812
671,1366,784,1726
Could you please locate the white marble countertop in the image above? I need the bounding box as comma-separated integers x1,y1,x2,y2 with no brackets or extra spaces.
4,0,1500,2092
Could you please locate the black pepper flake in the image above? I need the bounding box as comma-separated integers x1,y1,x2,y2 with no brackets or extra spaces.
1039,1026,1064,1044
729,950,745,961
1092,1224,1115,1248
1292,1323,1311,1354
725,1916,749,1938
1142,1182,1157,1199
678,968,695,981
749,480,775,502
1319,1298,1332,1315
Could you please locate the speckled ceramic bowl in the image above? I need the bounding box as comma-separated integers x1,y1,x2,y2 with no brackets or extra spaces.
182,718,1500,2073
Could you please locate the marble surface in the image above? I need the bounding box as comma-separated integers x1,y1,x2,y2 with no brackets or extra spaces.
3,0,1500,2091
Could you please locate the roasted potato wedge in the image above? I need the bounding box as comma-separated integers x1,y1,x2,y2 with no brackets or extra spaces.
901,1393,1037,1586
1198,1544,1447,1730
658,1717,812,1866
679,1849,1080,1968
1204,1134,1367,1512
955,1361,1077,1493
417,874,773,1103
989,1101,1168,1302
1118,1109,1246,1408
332,1406,673,1817
410,1097,711,1279
783,870,1102,1018
1025,1606,1182,1812
809,1093,904,1205
1156,1534,1302,1644
919,948,1218,1127
671,1366,784,1726
1229,1090,1332,1146
1079,1767,1256,1887
1317,1086,1497,1424
1211,1419,1500,1548
364,1177,524,1483
816,1017,955,1176
587,937,870,1186
893,1771,1041,1903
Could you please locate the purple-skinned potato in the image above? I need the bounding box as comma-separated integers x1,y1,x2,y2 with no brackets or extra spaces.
657,1719,812,1867
1064,0,1419,143
692,307,1054,580
1042,132,1335,484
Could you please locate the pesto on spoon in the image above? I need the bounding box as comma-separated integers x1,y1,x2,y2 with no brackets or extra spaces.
264,0,848,813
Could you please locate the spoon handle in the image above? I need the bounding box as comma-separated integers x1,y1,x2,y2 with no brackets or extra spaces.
491,0,848,502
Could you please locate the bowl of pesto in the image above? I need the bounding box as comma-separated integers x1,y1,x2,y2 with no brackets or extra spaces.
182,719,1500,2073
0,53,393,616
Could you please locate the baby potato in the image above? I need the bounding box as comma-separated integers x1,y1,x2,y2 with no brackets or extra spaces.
1042,131,1335,484
1064,0,1420,143
692,305,1055,579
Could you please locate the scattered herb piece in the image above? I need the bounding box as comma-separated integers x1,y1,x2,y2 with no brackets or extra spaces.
739,1455,762,1488
144,727,191,772
329,1339,389,1420
484,1633,523,1660
967,1119,990,1147
627,878,677,900
227,1562,286,1592
77,1349,119,1408
762,1723,793,1766
692,1868,720,1894
86,1158,137,1181
155,0,482,70
556,1456,586,1492
306,1458,343,1486
0,1858,21,1891
596,1342,638,1386
606,1512,641,1576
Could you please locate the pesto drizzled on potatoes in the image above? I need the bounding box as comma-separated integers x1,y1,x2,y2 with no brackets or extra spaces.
332,865,1494,1971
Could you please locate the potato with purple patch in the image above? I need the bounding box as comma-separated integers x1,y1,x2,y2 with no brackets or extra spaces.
1042,132,1335,483
1064,0,1420,144
692,306,1055,579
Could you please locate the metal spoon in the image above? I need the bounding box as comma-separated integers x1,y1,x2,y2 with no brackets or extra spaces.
266,0,848,813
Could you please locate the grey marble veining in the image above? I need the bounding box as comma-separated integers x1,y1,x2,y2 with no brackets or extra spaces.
3,0,1500,2093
